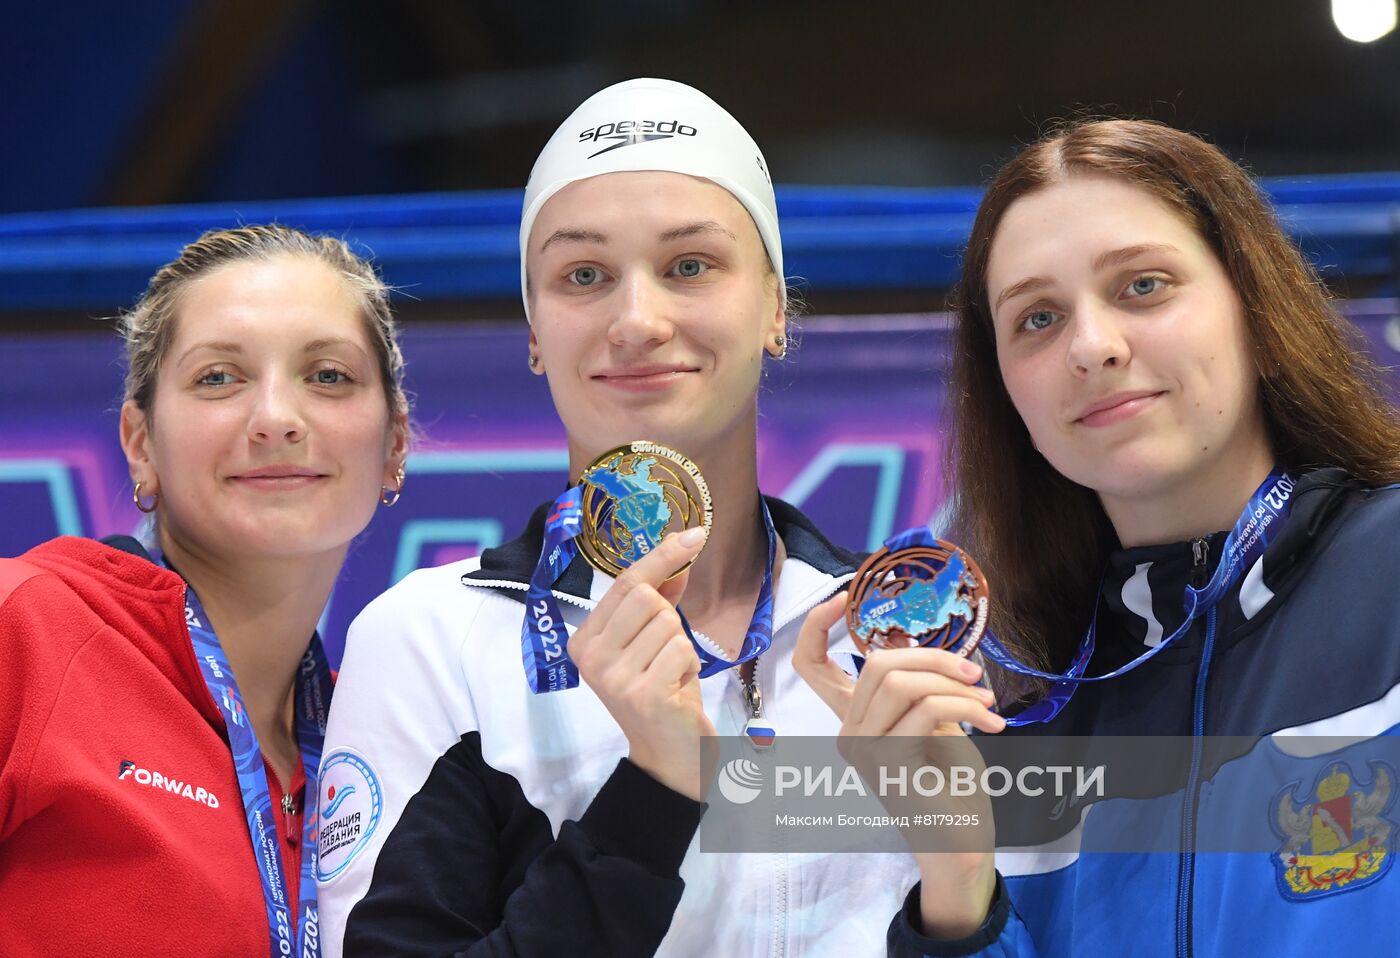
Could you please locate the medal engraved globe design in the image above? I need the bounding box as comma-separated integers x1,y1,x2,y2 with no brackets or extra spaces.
846,540,991,657
577,440,713,580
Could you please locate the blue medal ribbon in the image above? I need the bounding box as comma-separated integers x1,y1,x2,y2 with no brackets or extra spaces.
521,487,777,693
521,487,586,692
159,553,331,958
863,470,1296,726
690,496,776,679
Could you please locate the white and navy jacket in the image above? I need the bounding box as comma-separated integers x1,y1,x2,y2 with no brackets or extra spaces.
319,497,919,957
889,469,1400,958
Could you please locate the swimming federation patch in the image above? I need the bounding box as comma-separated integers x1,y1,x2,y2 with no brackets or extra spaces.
316,748,383,881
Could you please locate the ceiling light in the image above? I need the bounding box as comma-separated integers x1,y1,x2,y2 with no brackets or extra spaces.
1332,0,1398,42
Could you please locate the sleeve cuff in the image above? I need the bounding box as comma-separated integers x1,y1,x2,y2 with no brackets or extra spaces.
888,873,1011,957
577,758,707,877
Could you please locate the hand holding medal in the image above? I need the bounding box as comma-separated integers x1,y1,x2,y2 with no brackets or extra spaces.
793,537,1002,936
791,540,1007,911
793,548,1005,740
519,440,709,693
831,470,1298,727
529,441,717,798
521,439,778,695
567,523,716,800
520,439,780,777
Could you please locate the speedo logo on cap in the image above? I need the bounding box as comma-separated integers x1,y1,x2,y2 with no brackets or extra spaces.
578,119,698,158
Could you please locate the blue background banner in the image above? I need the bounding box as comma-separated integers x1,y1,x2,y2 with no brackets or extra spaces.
4,178,1397,311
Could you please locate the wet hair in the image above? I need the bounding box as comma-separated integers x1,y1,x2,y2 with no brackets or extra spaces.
948,118,1400,692
119,224,409,425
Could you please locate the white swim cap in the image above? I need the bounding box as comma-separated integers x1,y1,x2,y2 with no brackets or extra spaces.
519,77,782,320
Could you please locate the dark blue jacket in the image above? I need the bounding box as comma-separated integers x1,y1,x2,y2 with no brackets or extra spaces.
890,469,1400,957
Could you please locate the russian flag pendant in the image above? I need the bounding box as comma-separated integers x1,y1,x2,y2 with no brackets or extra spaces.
744,717,776,750
740,661,774,749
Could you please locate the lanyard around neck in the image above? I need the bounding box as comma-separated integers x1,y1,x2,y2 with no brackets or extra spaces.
158,552,331,958
982,470,1296,724
858,471,1296,726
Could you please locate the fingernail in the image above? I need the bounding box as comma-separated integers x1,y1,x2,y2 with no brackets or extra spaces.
960,659,982,680
678,526,707,547
979,687,996,705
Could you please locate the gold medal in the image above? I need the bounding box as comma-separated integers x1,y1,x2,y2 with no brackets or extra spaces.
845,538,990,657
576,440,712,579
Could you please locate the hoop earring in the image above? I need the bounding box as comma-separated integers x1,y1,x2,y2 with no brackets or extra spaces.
133,481,158,514
380,466,405,507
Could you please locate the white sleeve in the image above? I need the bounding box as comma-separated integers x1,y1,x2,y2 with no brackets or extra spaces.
314,566,482,958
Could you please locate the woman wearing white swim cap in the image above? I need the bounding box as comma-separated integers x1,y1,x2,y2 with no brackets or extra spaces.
317,78,922,957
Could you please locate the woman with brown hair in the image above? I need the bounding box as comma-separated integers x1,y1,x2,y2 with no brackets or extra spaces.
797,119,1400,956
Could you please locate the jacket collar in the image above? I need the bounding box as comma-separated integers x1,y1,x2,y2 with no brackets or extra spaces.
1094,466,1358,661
102,533,155,562
19,534,226,731
463,494,863,603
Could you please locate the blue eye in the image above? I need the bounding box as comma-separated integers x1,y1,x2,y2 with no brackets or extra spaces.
198,369,233,387
1020,310,1058,332
1127,276,1165,297
570,266,603,286
672,258,708,278
313,368,349,385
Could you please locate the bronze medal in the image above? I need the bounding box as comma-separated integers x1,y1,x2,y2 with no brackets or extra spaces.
845,539,990,657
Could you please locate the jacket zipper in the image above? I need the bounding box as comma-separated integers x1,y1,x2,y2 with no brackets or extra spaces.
282,793,298,843
467,573,856,628
739,662,764,724
760,577,850,958
725,654,789,957
462,577,598,611
732,573,855,735
1177,537,1216,958
771,844,789,958
478,570,851,958
1189,538,1211,589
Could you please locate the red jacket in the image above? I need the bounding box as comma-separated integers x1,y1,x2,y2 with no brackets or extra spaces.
0,537,308,958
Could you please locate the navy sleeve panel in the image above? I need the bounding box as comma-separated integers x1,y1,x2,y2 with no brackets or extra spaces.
577,755,707,877
887,875,1017,958
344,733,705,958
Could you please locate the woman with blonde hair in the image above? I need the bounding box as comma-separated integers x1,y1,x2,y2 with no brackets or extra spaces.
318,78,924,957
0,224,410,957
